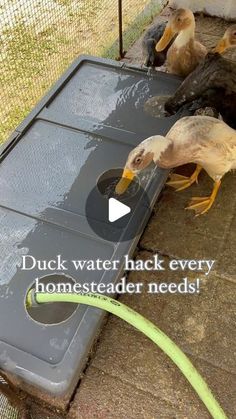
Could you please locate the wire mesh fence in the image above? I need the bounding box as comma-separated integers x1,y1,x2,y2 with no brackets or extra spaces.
0,0,162,143
0,394,18,419
0,376,18,419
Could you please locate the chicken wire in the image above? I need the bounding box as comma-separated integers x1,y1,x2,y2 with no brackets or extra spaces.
0,377,18,419
0,395,18,419
0,0,162,143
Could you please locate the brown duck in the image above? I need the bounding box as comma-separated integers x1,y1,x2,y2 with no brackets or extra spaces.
155,8,207,77
165,26,236,128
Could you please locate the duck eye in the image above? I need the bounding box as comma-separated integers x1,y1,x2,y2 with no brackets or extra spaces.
135,157,142,164
234,32,236,36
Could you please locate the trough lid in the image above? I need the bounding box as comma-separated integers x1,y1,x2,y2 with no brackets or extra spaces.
0,55,186,395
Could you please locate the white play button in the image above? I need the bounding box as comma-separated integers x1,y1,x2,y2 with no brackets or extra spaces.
108,198,131,223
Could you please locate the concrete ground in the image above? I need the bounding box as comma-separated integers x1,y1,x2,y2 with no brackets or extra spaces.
67,7,236,419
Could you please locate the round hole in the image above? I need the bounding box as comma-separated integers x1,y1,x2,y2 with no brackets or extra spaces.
144,95,172,118
26,274,78,325
97,168,140,200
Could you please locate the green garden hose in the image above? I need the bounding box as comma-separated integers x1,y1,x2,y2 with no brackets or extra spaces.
26,291,227,419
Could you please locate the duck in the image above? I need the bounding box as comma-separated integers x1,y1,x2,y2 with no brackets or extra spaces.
142,22,174,68
115,116,236,216
164,25,236,128
214,24,236,54
165,49,236,128
155,8,207,77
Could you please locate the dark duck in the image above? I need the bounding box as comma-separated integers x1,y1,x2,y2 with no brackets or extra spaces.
165,25,236,129
142,22,174,68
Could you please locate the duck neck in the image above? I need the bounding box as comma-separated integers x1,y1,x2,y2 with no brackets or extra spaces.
175,21,195,48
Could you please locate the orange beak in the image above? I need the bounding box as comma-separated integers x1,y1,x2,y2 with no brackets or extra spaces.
156,26,175,52
214,38,228,54
115,168,135,195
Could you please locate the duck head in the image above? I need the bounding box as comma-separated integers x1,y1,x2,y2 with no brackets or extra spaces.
155,8,195,52
115,135,170,195
214,25,236,54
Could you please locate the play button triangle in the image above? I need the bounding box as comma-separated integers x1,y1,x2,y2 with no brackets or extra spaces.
108,198,131,223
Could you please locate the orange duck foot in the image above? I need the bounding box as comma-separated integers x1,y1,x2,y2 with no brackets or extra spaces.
186,180,221,216
166,165,202,192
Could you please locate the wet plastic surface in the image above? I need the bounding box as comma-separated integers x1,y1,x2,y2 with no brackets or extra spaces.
0,56,186,395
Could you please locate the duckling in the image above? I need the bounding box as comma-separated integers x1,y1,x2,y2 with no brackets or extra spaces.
142,22,174,68
165,52,236,129
155,8,207,77
214,24,236,54
115,116,236,216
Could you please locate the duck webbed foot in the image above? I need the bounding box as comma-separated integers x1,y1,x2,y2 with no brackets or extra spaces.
186,180,221,216
166,165,202,191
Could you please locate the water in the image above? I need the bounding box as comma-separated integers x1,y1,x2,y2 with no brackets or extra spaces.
48,64,183,135
102,176,140,200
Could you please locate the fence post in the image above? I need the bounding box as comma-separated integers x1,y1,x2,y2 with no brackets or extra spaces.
118,0,124,59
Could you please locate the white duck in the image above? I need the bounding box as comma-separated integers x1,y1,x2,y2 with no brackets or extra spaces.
115,116,236,215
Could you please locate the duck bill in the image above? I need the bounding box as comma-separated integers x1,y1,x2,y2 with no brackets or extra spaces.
156,26,175,52
115,168,135,195
214,38,228,54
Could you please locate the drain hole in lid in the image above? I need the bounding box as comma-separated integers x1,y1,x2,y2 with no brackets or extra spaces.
97,168,140,200
26,274,78,325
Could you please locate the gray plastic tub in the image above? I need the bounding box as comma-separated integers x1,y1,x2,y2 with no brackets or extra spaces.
0,55,186,396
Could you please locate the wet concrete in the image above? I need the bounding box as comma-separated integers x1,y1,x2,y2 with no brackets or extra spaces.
69,7,236,419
